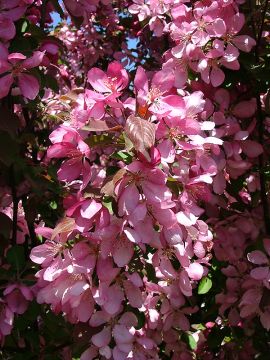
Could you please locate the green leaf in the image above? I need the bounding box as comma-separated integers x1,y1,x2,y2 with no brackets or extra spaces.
182,333,197,350
49,201,57,210
6,245,25,271
167,176,177,182
198,277,212,295
84,134,114,147
112,151,133,163
21,20,29,33
192,323,206,331
102,199,113,214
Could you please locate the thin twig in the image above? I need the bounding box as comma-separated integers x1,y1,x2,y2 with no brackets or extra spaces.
39,0,49,31
255,0,269,56
10,165,18,246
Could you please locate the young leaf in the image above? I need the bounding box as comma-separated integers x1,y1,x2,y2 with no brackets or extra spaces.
51,217,75,240
124,115,155,160
21,20,29,33
198,277,212,294
182,332,197,350
84,134,114,147
112,151,133,164
83,120,122,132
59,88,84,103
101,168,126,196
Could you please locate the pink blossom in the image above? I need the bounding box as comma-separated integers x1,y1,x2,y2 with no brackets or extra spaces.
0,14,16,41
4,284,33,315
66,198,109,232
0,46,44,99
0,300,14,340
47,125,91,189
247,239,270,283
129,0,151,21
88,61,128,98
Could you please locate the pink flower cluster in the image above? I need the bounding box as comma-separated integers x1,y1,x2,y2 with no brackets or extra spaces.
212,210,270,334
0,0,47,100
0,284,33,344
31,61,217,358
130,0,256,87
29,36,265,357
0,0,269,358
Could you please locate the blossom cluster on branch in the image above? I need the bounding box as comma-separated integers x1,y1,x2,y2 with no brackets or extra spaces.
0,0,269,359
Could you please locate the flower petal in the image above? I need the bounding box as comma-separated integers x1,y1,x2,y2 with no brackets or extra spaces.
18,73,39,99
0,73,13,99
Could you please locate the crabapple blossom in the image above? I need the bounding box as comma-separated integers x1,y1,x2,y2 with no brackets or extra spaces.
0,46,44,99
0,0,269,358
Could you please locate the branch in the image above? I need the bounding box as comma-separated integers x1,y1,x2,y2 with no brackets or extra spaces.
39,0,49,31
255,0,269,58
10,165,18,246
251,0,270,234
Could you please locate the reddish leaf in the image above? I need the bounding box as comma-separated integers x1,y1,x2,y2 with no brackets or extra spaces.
51,217,75,240
124,115,155,160
101,168,126,196
83,120,122,132
60,88,84,103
